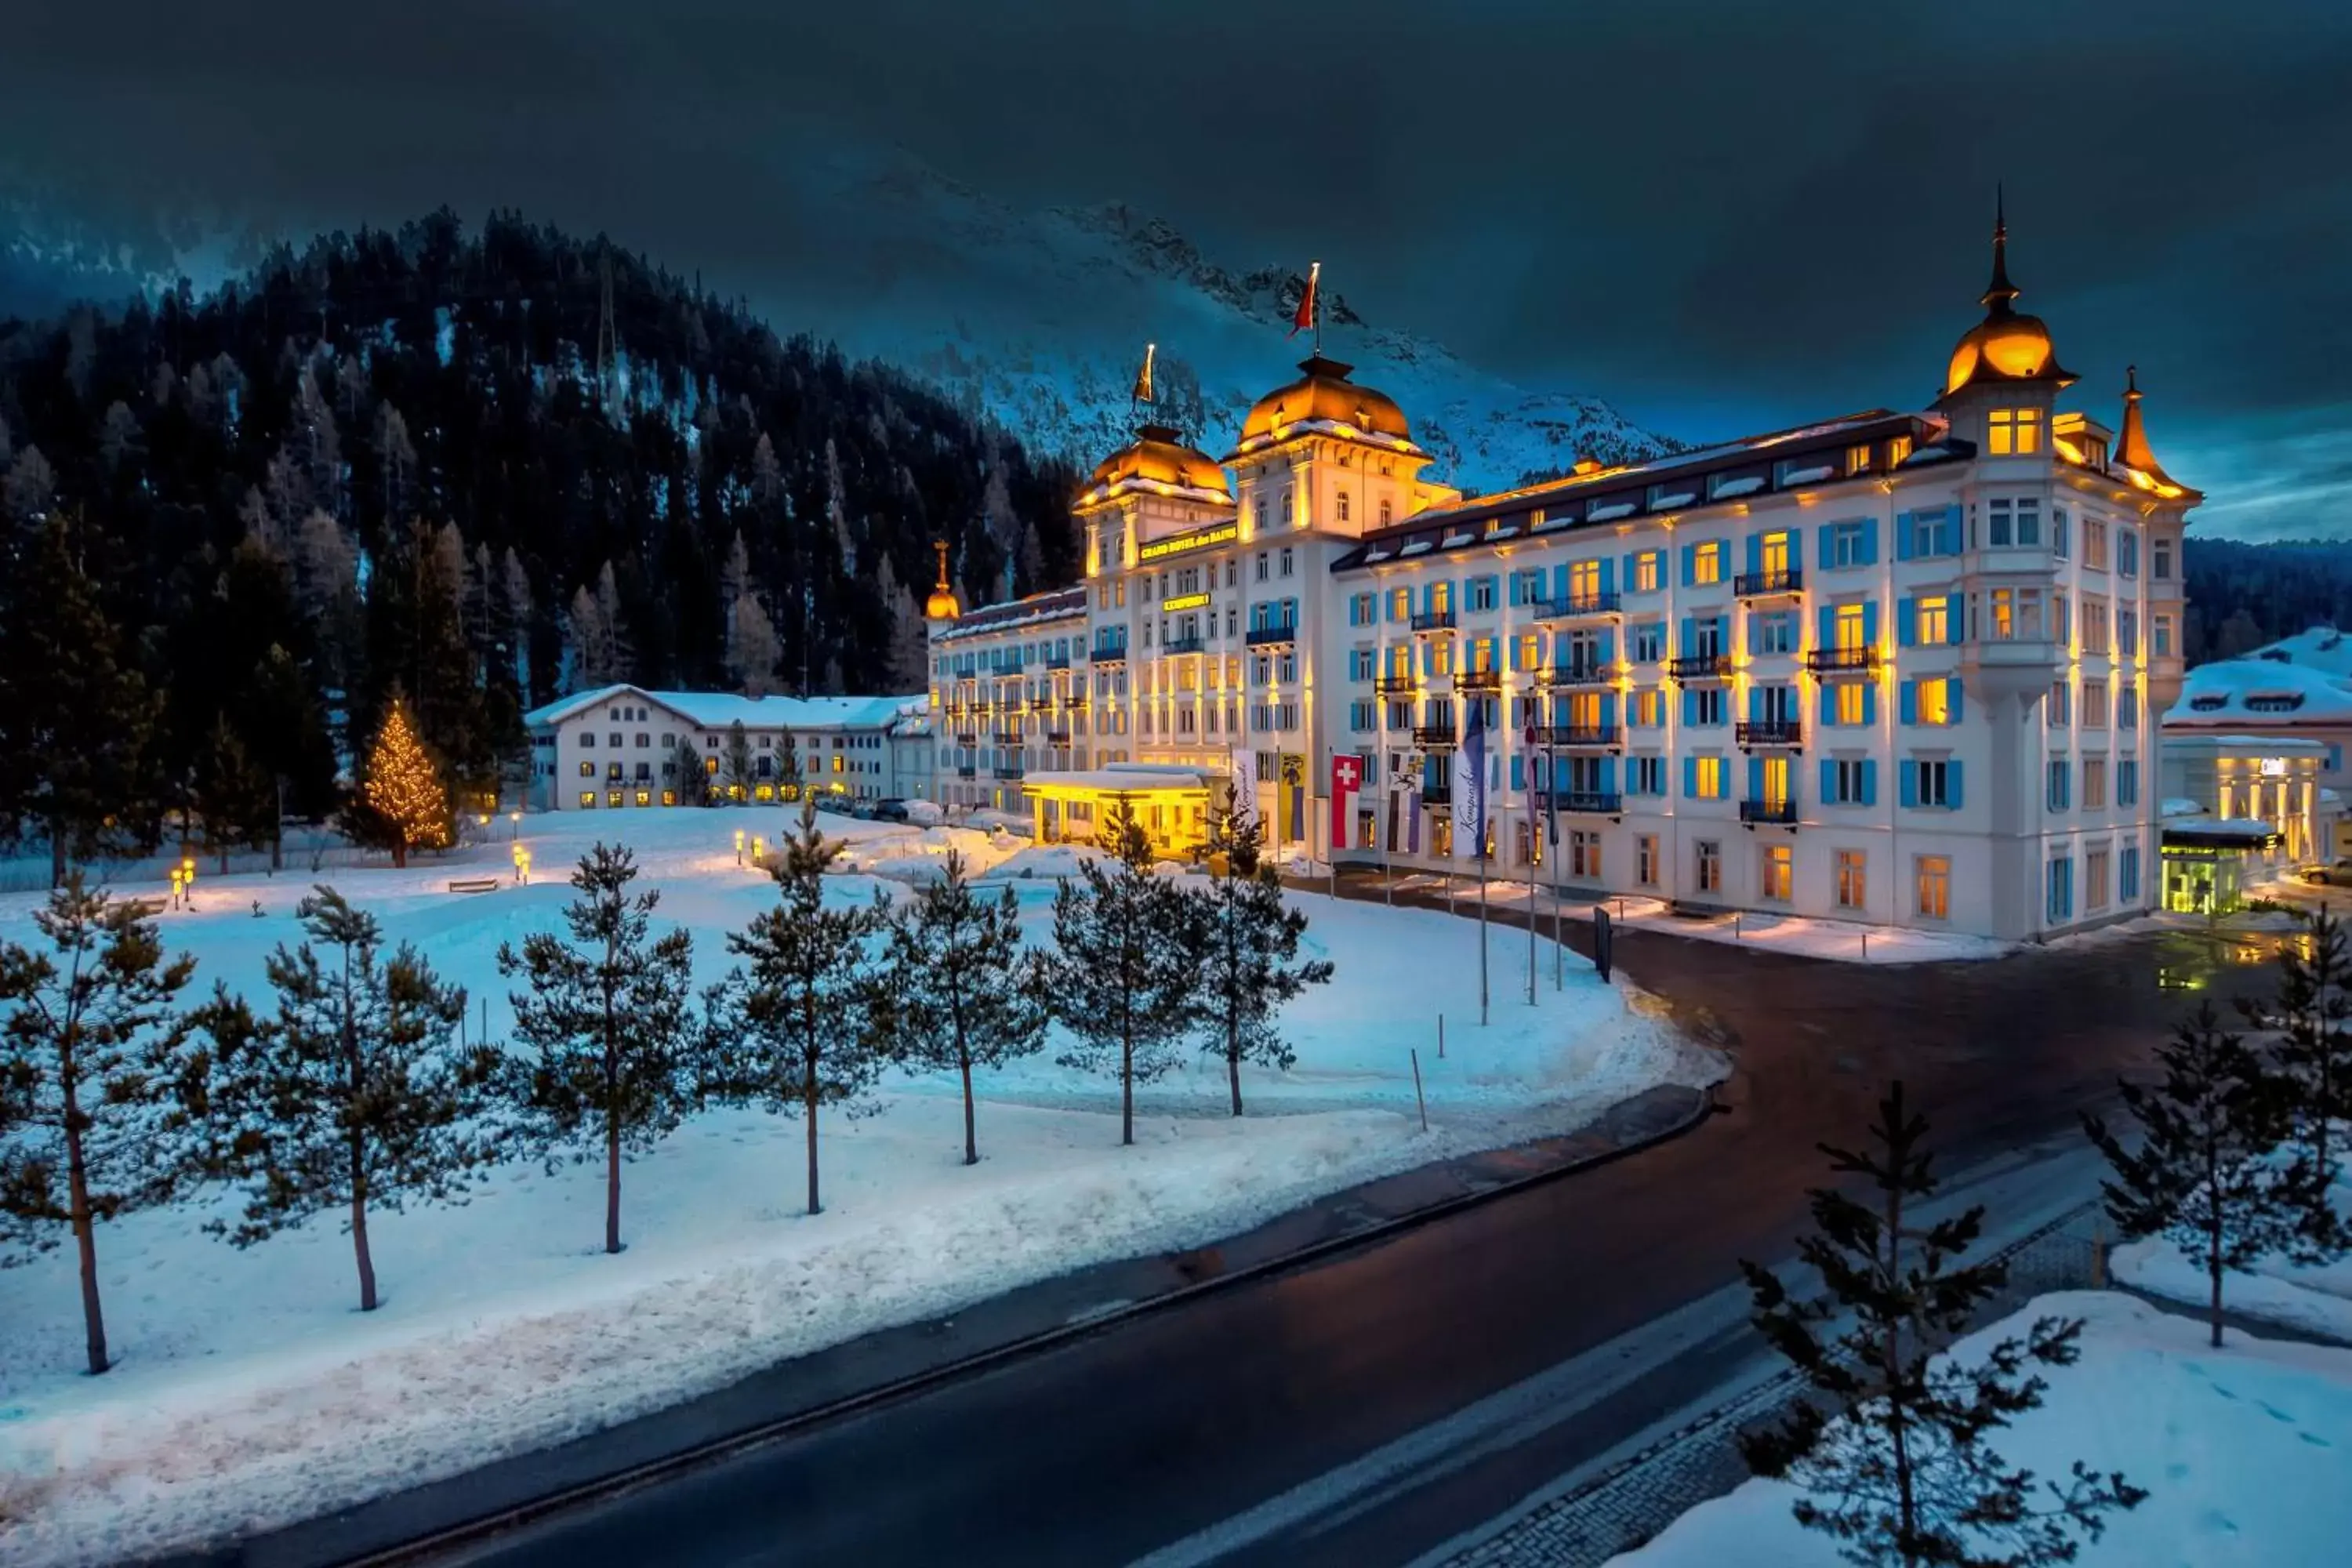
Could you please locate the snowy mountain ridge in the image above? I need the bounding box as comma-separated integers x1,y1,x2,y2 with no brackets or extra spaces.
0,151,1678,492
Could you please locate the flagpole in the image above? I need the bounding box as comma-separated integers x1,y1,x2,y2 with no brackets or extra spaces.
1526,731,1537,1007
1551,733,1564,991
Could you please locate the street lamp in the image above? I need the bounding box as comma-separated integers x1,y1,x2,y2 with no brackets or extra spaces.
734,828,746,866
169,866,186,910
511,843,532,885
751,835,765,868
509,810,521,842
180,858,197,910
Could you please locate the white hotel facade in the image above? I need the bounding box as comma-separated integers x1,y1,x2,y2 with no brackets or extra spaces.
926,216,2201,942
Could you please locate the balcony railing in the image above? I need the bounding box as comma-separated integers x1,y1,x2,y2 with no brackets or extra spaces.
1804,645,1878,675
1044,728,1073,746
1736,720,1804,748
994,731,1025,748
1160,634,1207,655
1538,789,1624,815
1533,724,1621,747
1245,624,1298,648
1374,673,1415,696
1029,696,1054,712
1412,724,1458,749
1733,568,1804,598
1089,644,1128,662
993,764,1026,781
1539,662,1613,688
1667,653,1733,681
953,731,978,747
1044,652,1073,670
1420,782,1453,806
1454,668,1502,692
1533,591,1621,622
1410,608,1457,633
1061,694,1091,711
1740,797,1799,825
956,764,977,779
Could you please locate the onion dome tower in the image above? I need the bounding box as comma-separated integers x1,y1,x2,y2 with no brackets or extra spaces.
924,539,961,622
1940,189,2077,401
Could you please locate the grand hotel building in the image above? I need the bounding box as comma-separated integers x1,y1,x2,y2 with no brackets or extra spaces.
924,218,2199,941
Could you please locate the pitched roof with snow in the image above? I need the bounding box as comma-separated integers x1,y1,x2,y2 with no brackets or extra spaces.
2165,658,2352,729
934,586,1090,644
524,685,927,733
2242,625,2352,681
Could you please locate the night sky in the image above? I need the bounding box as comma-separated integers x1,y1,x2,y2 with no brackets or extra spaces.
5,0,2347,537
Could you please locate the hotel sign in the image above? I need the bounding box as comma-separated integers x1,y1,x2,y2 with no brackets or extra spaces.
1138,523,1238,564
1161,592,1210,612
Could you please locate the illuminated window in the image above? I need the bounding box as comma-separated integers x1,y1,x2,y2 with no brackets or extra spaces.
1918,679,1952,726
1987,408,2042,456
1835,682,1866,726
579,791,596,808
1633,551,1662,593
1380,499,1393,526
1834,602,1867,652
1836,850,1867,909
635,790,652,807
1693,755,1725,799
1337,491,1351,523
1692,541,1724,586
1916,855,1951,919
1988,587,2015,640
1761,843,1793,902
1846,444,1871,476
1887,434,1913,467
1918,597,1950,645
1570,559,1602,603
579,760,594,778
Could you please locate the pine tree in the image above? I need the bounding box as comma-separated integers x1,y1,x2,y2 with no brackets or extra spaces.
198,887,496,1310
727,591,781,697
702,794,891,1214
1742,1083,2144,1566
350,697,451,868
778,728,802,802
722,720,755,804
2084,1001,2314,1348
1047,800,1194,1145
882,850,1047,1164
673,732,711,805
2242,907,2352,1261
0,514,164,886
498,844,700,1254
0,878,202,1375
1190,811,1333,1115
191,713,276,874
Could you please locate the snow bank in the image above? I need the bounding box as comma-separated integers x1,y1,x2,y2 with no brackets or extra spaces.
1612,1291,2352,1566
0,804,1713,1565
2111,1155,2352,1343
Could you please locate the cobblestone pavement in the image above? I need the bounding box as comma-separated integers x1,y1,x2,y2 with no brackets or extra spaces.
1443,1205,2110,1568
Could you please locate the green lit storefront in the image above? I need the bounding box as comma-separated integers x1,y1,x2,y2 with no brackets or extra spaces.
2160,822,2284,916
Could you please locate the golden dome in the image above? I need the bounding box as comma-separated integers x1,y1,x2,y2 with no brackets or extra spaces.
924,540,961,621
1940,193,2075,398
1239,355,1411,446
1084,423,1232,498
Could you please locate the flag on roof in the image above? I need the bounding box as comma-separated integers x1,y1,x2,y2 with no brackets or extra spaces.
1288,261,1320,339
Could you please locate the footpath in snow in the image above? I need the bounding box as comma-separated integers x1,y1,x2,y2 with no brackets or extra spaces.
0,808,1715,1567
1610,1290,2352,1567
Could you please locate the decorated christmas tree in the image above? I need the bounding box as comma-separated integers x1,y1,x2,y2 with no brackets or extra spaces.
358,699,450,867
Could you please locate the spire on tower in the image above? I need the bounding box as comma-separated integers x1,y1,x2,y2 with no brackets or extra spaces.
1981,184,2020,316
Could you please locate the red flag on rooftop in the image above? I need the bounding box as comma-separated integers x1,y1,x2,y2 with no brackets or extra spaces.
1288,260,1320,339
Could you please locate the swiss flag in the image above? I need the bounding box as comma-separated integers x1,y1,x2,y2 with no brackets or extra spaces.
1330,753,1361,848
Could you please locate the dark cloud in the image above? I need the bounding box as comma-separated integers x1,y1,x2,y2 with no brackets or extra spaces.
3,0,2347,531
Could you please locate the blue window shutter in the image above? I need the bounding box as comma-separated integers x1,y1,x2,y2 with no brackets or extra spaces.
1601,691,1618,728
1680,543,1697,586
1679,615,1694,652
1818,758,1835,802
1895,510,1915,561
1949,760,1965,810
1936,506,1960,557
1747,755,1763,800
1746,614,1762,656
1715,614,1731,647
1864,600,1881,646
1861,517,1880,565
1817,525,1833,572
1947,677,1965,721
1600,755,1618,795
1900,759,1918,808
1897,597,1918,647
1817,604,1835,647
1598,628,1616,665
1599,557,1616,596
1621,551,1639,591
1550,564,1567,601
1862,683,1878,726
1817,682,1833,725
1511,755,1523,790
1900,678,1918,725
1683,755,1697,798
1748,684,1763,720
1681,686,1697,727
1745,532,1762,575
1860,760,1877,807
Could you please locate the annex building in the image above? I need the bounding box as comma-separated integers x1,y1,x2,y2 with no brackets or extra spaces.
924,211,2201,942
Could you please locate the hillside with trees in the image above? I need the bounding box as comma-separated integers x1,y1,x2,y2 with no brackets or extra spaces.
2183,537,2352,661
0,209,1082,873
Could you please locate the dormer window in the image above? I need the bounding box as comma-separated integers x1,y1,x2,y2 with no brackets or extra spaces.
1888,434,1914,467
1987,408,2042,456
2188,695,2227,712
1846,444,1871,476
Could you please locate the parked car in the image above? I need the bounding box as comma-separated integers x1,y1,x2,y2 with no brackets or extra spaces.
873,798,913,823
2302,859,2352,886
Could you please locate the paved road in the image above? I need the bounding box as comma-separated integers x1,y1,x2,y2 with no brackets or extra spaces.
432,900,2281,1568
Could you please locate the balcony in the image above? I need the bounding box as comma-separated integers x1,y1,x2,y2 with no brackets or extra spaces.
1045,728,1073,746
1374,673,1415,696
1412,724,1458,749
1061,694,1091,712
1740,797,1799,826
1410,608,1457,633
1804,645,1878,676
1090,644,1128,663
1044,651,1073,670
956,764,977,779
1161,634,1207,655
1454,668,1502,693
1733,568,1804,599
1540,790,1624,815
1532,591,1621,622
993,764,1026,781
1245,624,1298,648
1667,653,1733,682
1736,720,1804,749
1532,724,1621,747
1420,782,1453,806
994,731,1025,748
1539,662,1614,688
953,731,978,748
1029,696,1054,712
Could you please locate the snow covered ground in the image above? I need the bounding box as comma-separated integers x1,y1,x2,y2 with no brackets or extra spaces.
0,808,1712,1566
2112,1156,2352,1344
1610,1291,2352,1567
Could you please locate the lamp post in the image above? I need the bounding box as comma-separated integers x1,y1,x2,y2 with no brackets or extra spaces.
751,834,766,869
169,866,185,910
734,829,746,866
180,857,197,911
512,844,532,885
510,810,521,842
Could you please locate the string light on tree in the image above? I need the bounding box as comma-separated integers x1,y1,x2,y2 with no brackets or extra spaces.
362,700,452,869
